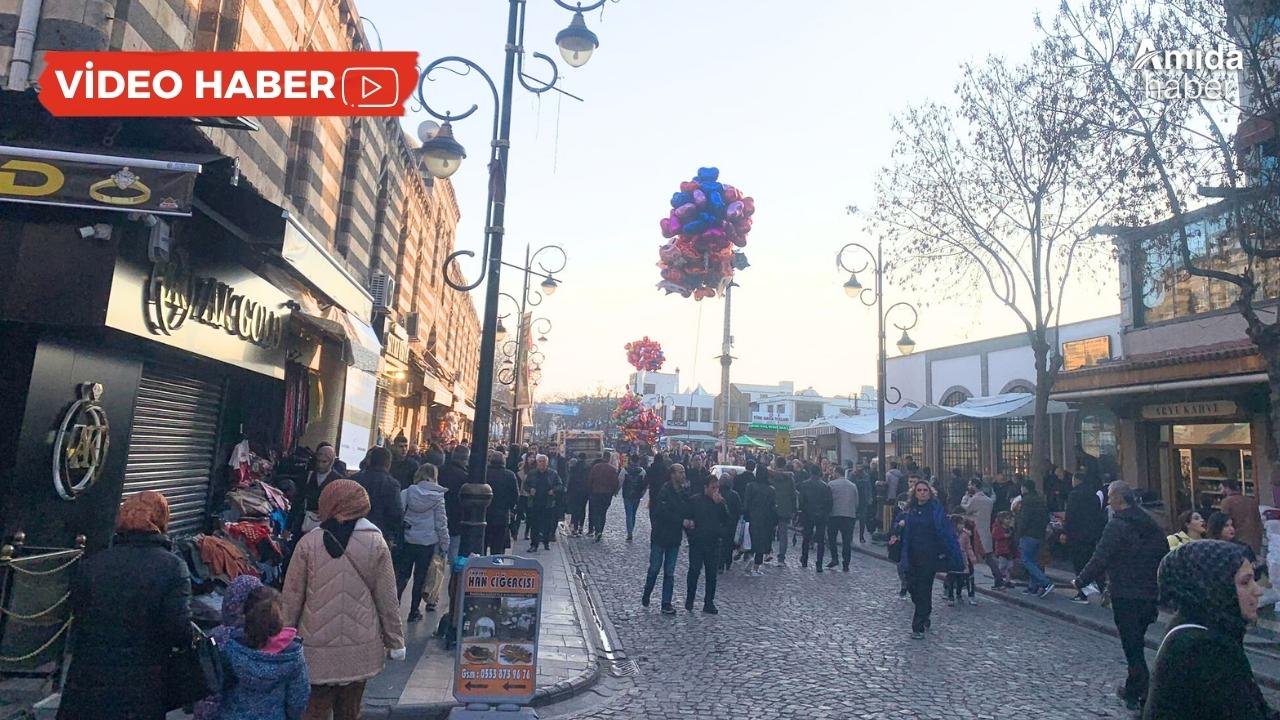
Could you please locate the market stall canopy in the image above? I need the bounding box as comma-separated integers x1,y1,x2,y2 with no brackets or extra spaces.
907,392,1070,423
824,405,923,435
734,435,773,449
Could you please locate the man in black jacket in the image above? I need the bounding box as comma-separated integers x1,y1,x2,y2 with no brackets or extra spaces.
1074,480,1168,712
525,454,564,552
796,470,833,573
389,434,420,490
354,446,404,546
1062,472,1107,603
484,450,519,555
643,463,688,615
771,458,797,565
439,445,471,558
685,453,712,498
684,476,730,614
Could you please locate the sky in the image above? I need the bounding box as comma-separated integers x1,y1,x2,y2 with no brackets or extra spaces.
357,0,1120,400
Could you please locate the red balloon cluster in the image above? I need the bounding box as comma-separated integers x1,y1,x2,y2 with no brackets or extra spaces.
612,394,664,446
657,167,754,300
625,337,665,372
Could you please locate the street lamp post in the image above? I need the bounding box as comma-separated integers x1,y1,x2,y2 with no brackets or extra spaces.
496,304,551,444
837,239,918,536
496,244,565,444
415,1,609,556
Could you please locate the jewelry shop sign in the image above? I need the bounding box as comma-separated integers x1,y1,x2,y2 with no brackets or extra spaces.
0,145,199,216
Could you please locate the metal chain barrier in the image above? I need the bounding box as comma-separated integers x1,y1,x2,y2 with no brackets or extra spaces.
7,552,82,577
0,618,72,664
0,591,69,621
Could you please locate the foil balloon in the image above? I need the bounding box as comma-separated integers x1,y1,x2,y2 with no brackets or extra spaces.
655,166,755,300
612,393,664,446
624,337,666,372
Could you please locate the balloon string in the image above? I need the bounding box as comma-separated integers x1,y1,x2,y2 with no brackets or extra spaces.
689,302,703,395
553,91,562,174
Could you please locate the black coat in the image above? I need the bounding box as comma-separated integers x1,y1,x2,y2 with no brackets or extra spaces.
485,463,520,527
60,533,192,720
686,467,712,498
439,460,470,536
743,479,778,550
797,477,833,521
650,482,687,548
354,467,405,543
567,461,591,504
526,469,564,510
685,493,731,547
390,457,420,489
287,469,342,536
1063,483,1106,544
992,480,1016,516
1144,623,1276,720
770,471,797,518
1077,506,1168,600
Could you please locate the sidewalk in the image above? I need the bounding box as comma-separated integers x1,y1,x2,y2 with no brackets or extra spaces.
362,538,600,719
847,538,1280,690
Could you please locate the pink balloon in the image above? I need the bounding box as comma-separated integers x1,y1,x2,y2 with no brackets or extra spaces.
660,216,681,238
726,200,745,220
723,185,742,202
674,202,699,220
692,189,707,207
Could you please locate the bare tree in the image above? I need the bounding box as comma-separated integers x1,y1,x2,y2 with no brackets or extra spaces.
870,51,1126,479
1044,0,1280,464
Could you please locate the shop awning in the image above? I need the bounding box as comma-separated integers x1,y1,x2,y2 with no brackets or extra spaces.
455,403,475,420
899,393,1071,424
0,144,208,216
735,435,773,449
260,263,382,372
423,372,452,402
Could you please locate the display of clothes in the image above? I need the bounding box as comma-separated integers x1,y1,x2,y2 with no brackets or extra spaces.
227,439,275,489
281,362,311,453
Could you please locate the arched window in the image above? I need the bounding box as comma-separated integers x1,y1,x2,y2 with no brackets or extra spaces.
1004,381,1034,395
941,389,970,407
940,388,976,475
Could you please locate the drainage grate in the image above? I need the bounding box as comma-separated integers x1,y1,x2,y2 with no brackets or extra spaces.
609,658,640,678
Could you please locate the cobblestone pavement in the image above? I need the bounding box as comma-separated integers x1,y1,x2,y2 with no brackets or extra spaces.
559,507,1138,720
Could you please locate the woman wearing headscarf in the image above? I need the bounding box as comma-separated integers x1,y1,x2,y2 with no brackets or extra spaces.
59,492,193,720
283,480,404,720
1144,540,1273,720
898,478,964,640
193,574,263,720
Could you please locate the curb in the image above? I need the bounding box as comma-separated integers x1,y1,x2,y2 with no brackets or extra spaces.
847,543,1280,692
362,540,604,719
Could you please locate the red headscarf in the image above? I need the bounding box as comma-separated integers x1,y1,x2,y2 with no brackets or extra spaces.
116,491,170,534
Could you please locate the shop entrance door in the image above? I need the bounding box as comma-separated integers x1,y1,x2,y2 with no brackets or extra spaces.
1161,422,1253,518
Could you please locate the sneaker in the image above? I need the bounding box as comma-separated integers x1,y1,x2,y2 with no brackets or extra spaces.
543,544,551,550
594,534,602,543
1071,592,1090,605
527,546,539,553
407,610,423,623
816,567,824,574
641,593,651,607
425,602,437,611
626,533,633,543
967,597,977,606
702,603,718,615
660,604,676,616
749,569,764,577
1123,697,1141,712
684,598,694,612
800,562,808,569
1039,584,1055,599
826,560,838,569
842,566,850,572
897,589,909,600
910,631,925,640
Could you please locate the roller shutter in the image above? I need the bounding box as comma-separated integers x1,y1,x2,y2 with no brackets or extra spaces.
122,365,225,538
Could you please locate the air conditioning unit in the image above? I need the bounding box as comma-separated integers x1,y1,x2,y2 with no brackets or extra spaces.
405,312,420,341
370,271,396,308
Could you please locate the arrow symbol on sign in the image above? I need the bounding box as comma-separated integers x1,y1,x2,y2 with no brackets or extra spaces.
361,75,383,100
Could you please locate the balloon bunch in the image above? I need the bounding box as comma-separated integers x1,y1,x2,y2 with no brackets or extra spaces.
611,394,664,446
657,167,754,300
625,337,665,372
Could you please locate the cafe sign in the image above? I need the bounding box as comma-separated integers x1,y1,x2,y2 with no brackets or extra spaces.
0,145,200,216
145,250,283,349
1141,400,1239,420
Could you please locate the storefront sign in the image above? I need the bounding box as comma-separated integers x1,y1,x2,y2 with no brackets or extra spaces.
535,403,580,417
1141,400,1239,420
52,383,110,500
145,252,283,349
750,422,789,432
1062,336,1112,372
727,422,742,440
775,432,791,455
0,145,200,216
455,556,543,706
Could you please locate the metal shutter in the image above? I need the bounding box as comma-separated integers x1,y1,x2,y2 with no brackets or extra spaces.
122,365,225,538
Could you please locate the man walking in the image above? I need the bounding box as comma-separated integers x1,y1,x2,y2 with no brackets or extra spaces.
850,463,875,540
684,474,730,614
389,434,420,490
770,457,797,565
588,451,622,541
1015,475,1053,597
439,446,471,559
526,455,564,552
621,454,648,543
796,467,833,573
685,454,712,497
644,464,688,615
353,446,404,546
1073,480,1167,712
484,450,519,556
991,472,1015,516
1062,471,1107,603
826,467,858,572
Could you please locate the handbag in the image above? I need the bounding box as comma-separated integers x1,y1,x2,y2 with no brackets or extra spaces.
164,622,224,710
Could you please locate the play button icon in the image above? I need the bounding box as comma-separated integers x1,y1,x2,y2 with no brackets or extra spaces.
341,67,400,108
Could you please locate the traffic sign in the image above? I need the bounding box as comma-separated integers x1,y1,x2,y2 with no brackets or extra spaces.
727,422,742,440
774,432,791,455
454,556,543,706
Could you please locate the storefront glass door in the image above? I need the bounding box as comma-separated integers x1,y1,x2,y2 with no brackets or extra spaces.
1166,422,1253,516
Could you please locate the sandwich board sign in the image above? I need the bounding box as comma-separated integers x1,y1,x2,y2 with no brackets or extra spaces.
454,556,543,705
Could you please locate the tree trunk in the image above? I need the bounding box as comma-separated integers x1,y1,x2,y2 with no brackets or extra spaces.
1030,335,1053,490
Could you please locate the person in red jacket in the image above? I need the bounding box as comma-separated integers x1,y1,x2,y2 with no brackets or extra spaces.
989,511,1017,590
587,451,623,541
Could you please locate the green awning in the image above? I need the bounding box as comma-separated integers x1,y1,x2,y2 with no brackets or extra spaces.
734,435,772,449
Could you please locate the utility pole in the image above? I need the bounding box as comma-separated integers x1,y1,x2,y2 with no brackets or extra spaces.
718,283,735,456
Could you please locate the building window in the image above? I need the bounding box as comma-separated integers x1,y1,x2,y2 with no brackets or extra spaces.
941,419,980,477
895,426,924,465
1136,206,1280,325
672,407,686,423
1077,408,1120,479
998,417,1032,476
284,117,317,207
643,383,656,395
700,408,712,423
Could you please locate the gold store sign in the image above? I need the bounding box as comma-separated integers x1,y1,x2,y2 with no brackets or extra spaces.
1141,400,1239,420
144,253,283,349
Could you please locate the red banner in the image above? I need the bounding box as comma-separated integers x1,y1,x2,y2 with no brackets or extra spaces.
37,52,418,117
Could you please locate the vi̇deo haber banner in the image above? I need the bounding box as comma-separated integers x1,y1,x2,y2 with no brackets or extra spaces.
36,52,419,117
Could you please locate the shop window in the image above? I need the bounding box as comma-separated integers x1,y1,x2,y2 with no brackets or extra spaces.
1078,408,1120,479
672,407,685,423
998,417,1032,476
941,419,980,477
700,408,712,423
895,426,924,465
